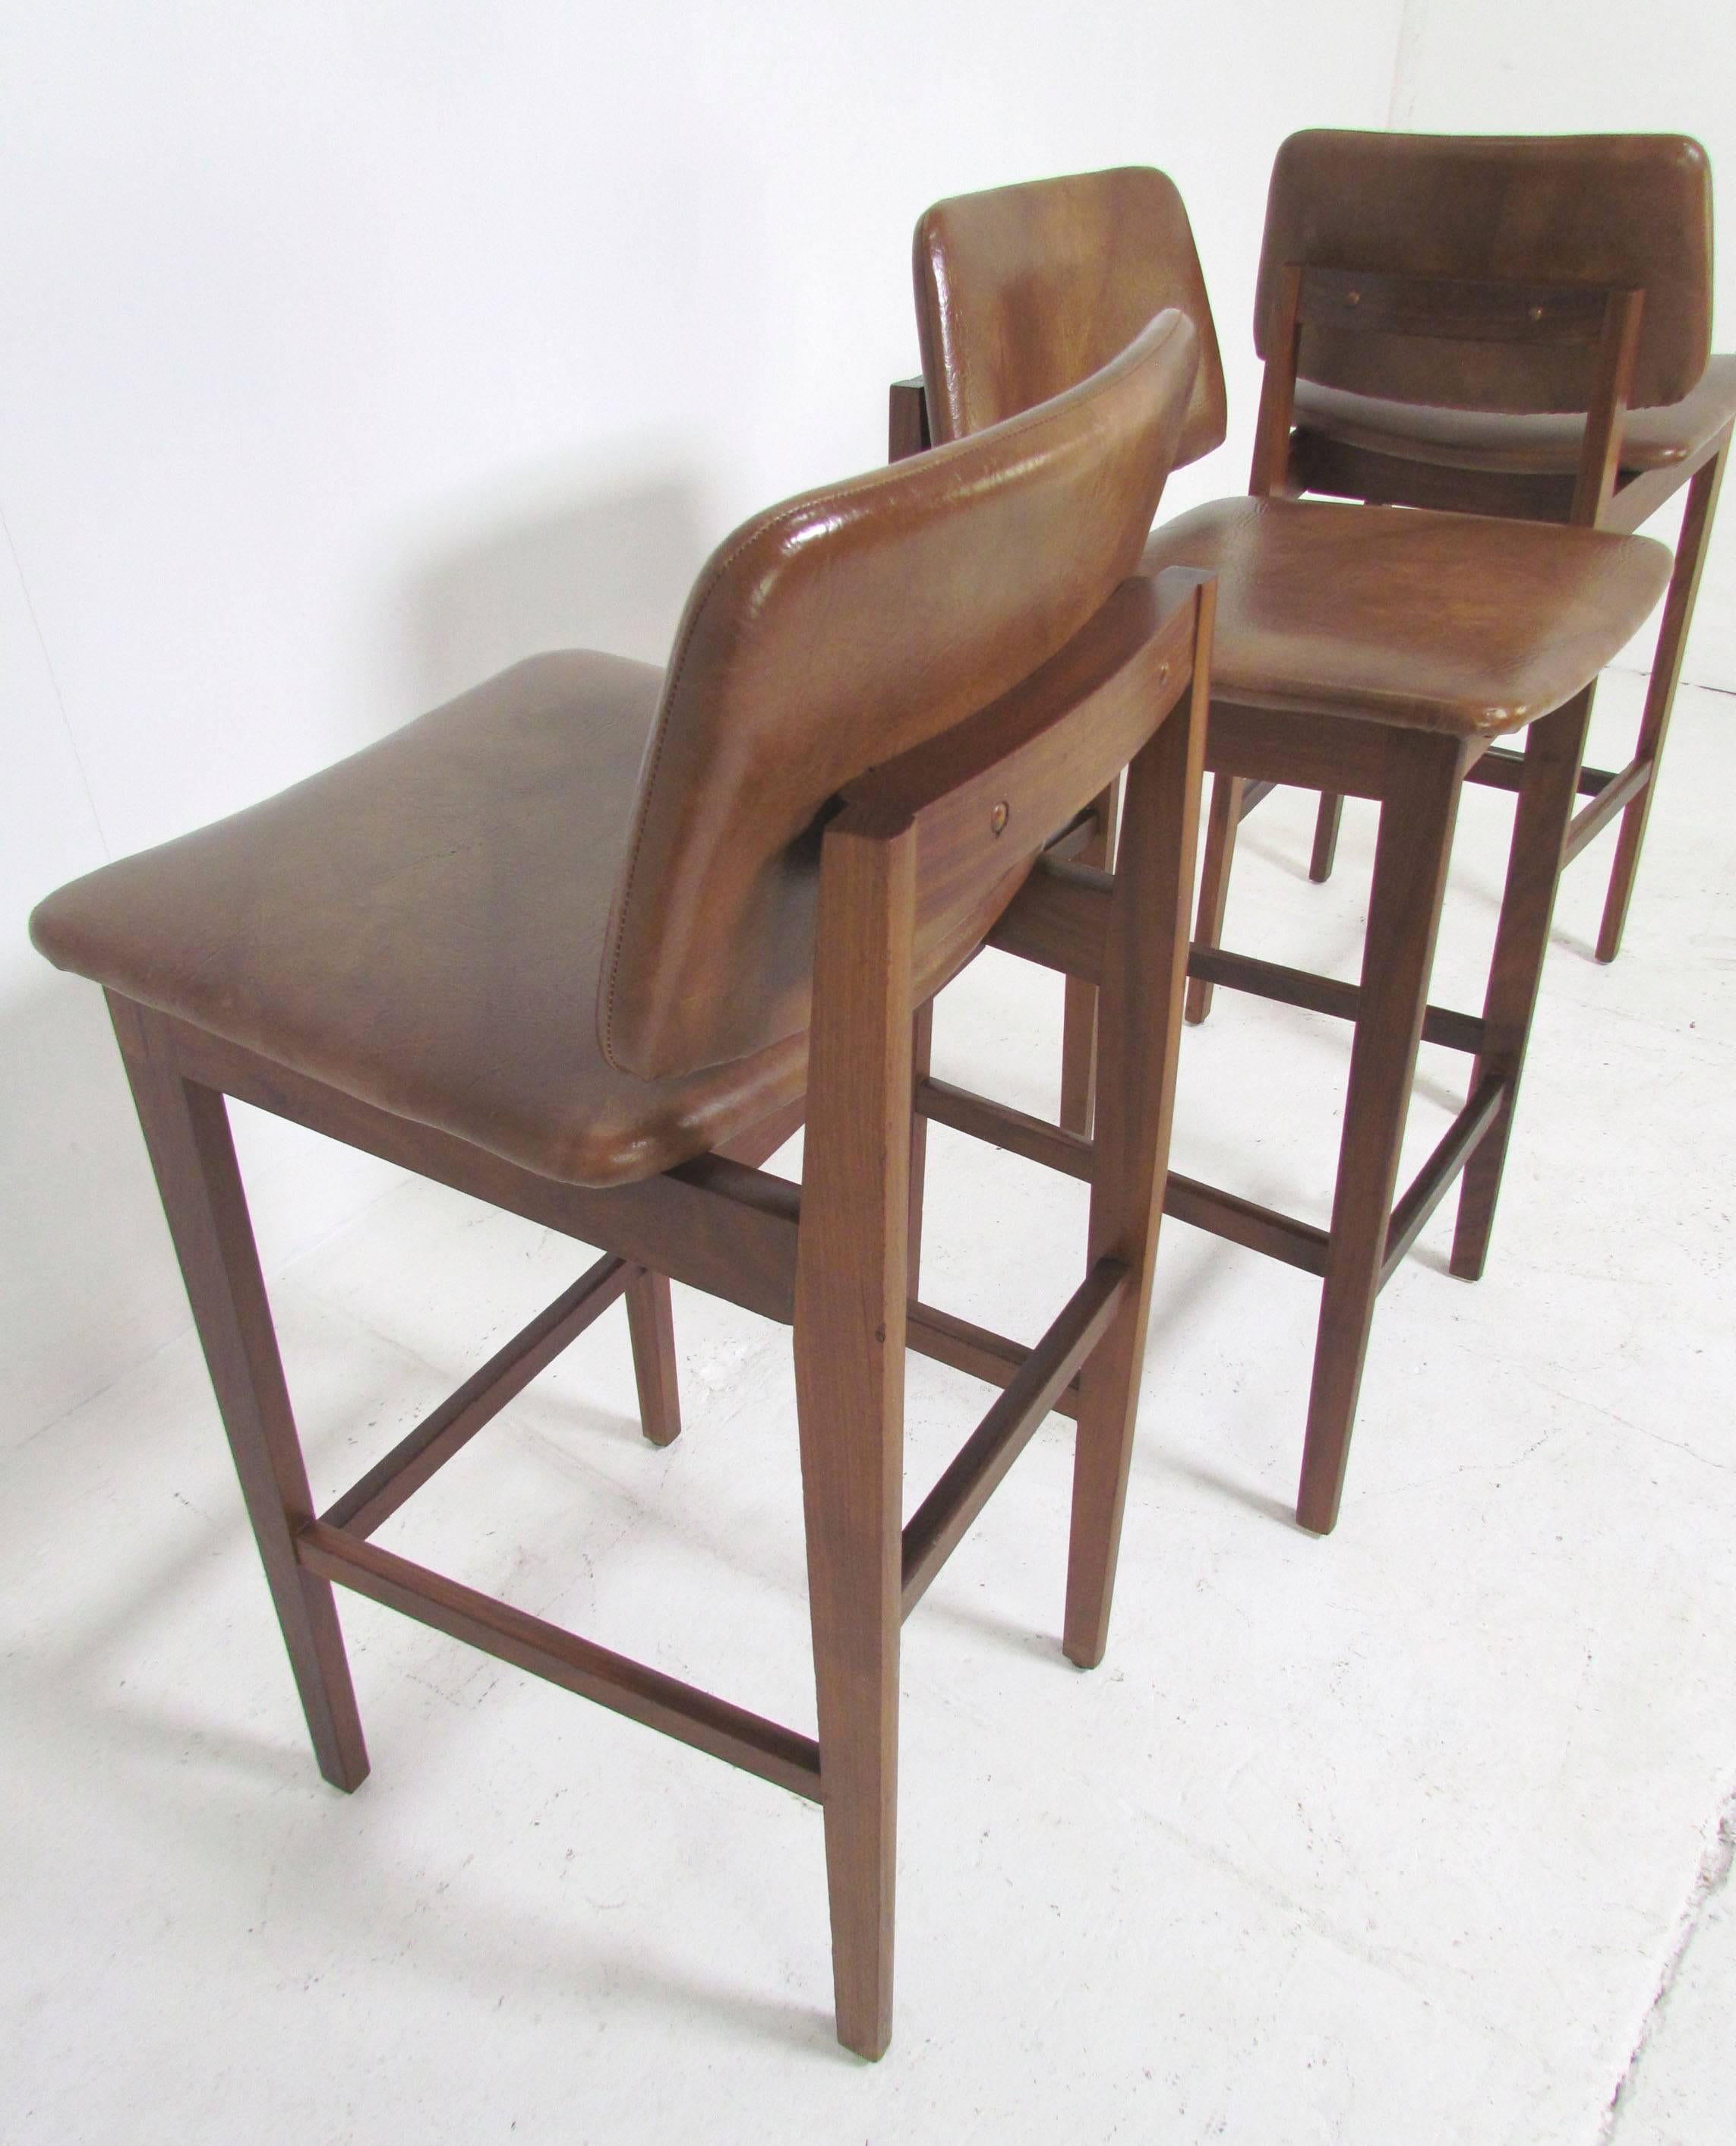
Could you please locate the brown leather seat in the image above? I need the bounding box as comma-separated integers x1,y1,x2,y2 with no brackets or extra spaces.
1141,496,1668,734
33,303,1202,1191
30,652,806,1188
1293,357,1736,478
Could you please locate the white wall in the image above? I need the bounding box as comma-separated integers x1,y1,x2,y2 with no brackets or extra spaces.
9,6,1729,1444
0,1,1406,1442
1390,0,1736,687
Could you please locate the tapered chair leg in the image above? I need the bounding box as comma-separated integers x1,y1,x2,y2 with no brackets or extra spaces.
1059,781,1119,1133
1297,733,1466,1536
1597,439,1728,962
1184,771,1244,1024
1065,601,1208,1665
792,814,915,2062
1450,687,1596,1280
625,1269,682,1446
1308,791,1344,882
109,995,370,1792
907,999,933,1291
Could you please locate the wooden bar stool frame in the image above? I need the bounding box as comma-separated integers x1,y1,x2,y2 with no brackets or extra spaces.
896,256,1654,1537
100,562,1210,2062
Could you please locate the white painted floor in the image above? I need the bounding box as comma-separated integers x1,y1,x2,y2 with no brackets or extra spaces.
4,670,1733,2144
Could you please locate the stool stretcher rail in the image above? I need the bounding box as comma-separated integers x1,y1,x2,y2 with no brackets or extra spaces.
907,1299,1083,1420
298,1518,825,1802
323,1251,636,1537
1185,945,1485,1056
902,1259,1129,1617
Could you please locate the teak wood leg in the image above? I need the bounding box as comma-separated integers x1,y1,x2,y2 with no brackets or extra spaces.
1297,731,1466,1536
616,1097,813,1446
1184,768,1243,1024
1597,437,1728,962
792,813,916,2062
1059,780,1119,1134
109,995,370,1792
1065,601,1208,1665
907,998,933,1292
1308,791,1344,883
624,1269,682,1447
1450,689,1595,1280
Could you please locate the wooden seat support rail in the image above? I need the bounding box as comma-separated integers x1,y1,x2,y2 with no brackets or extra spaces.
286,1220,1135,1807
1465,742,1652,864
1185,944,1486,1057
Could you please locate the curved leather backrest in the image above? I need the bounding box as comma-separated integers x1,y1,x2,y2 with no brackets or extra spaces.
1256,130,1713,414
600,307,1199,1079
913,167,1227,467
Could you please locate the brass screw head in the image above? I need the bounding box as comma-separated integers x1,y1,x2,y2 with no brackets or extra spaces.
990,800,1010,836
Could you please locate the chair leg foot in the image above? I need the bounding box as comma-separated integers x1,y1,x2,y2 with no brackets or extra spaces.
1298,1305,1371,1538
1295,1458,1343,1538
1593,758,1652,964
1062,1318,1141,1668
1450,690,1592,1280
1299,1295,1378,1537
625,1268,682,1446
1592,440,1726,964
1592,904,1625,965
823,1786,896,2060
1295,733,1465,1533
1308,792,1343,882
111,994,370,1793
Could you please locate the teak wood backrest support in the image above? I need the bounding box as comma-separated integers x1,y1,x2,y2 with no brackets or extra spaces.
1249,263,1646,525
601,305,1198,1081
842,573,1198,920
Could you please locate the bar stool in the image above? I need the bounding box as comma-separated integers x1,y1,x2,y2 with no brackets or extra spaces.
30,312,1211,2059
1220,130,1733,965
895,169,1671,1535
